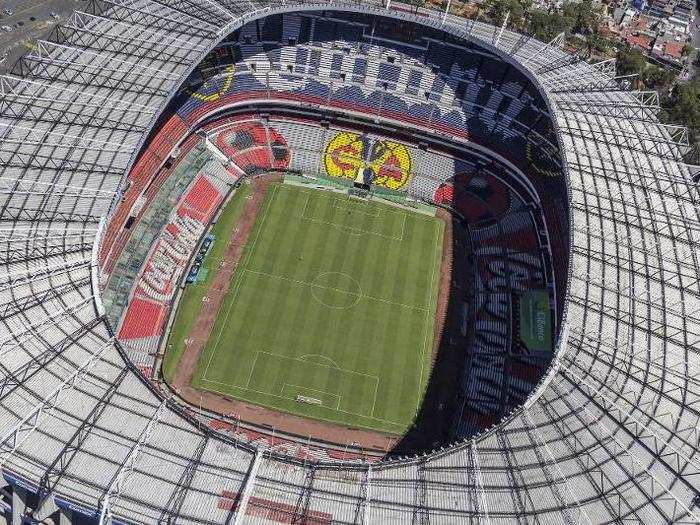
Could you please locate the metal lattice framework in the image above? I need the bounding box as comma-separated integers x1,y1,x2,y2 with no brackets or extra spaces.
0,0,698,523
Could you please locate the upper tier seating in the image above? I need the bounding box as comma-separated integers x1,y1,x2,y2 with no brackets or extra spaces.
171,12,560,181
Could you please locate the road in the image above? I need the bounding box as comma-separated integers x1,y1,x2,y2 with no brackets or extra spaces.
685,0,700,79
0,0,84,73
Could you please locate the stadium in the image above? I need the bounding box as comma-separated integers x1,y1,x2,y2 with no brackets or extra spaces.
0,0,698,523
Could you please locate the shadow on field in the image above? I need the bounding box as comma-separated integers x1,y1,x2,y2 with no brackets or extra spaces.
389,210,472,457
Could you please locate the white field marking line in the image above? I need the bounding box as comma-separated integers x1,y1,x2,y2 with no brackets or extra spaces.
205,348,379,393
299,353,341,369
257,350,381,419
331,197,383,215
201,185,278,381
307,217,374,237
300,192,312,221
199,381,404,427
399,209,407,242
243,183,279,268
301,215,404,240
311,271,361,298
257,350,380,381
300,189,406,241
318,185,427,237
244,268,428,312
280,382,340,399
280,383,342,411
331,197,381,218
245,351,261,389
370,374,380,418
253,350,383,420
416,221,443,415
310,271,362,310
313,271,362,294
205,348,387,422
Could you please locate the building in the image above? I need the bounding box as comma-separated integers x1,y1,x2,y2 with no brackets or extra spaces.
648,0,675,18
653,35,686,62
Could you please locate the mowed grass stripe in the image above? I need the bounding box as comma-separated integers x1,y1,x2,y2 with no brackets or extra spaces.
380,215,424,422
289,191,339,388
191,183,443,434
333,197,380,415
255,202,305,387
258,189,302,359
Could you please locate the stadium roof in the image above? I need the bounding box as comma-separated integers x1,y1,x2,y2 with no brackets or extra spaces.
0,1,698,522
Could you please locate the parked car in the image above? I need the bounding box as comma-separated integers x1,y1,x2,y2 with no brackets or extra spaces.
186,262,201,283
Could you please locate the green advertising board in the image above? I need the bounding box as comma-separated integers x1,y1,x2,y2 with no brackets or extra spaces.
519,289,552,354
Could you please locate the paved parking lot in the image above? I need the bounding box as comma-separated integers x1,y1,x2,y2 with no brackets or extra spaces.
0,0,84,72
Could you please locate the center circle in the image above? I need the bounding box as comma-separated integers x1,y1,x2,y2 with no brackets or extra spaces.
310,271,362,309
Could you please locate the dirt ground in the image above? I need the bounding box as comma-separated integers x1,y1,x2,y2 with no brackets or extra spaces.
168,177,454,454
433,208,453,359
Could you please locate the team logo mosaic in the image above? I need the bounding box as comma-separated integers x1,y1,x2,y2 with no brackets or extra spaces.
525,140,561,178
323,132,412,191
190,65,235,103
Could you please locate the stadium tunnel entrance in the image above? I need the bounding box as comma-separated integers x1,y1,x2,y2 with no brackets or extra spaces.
101,10,572,458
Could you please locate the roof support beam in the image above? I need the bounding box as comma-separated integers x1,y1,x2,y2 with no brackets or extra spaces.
0,274,92,320
0,315,107,401
0,74,159,113
86,0,217,39
362,466,372,525
0,339,113,467
0,230,95,267
31,368,130,521
0,177,115,201
98,396,169,524
542,384,648,520
233,449,263,525
68,11,209,54
158,435,208,523
521,410,592,525
564,375,700,522
470,444,489,523
0,256,92,295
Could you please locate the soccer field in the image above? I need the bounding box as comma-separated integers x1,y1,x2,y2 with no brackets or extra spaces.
192,183,444,434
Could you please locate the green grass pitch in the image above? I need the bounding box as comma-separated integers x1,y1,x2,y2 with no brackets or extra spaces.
191,183,444,435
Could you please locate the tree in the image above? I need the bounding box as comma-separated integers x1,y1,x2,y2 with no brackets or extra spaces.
528,10,567,42
682,43,694,57
585,28,612,58
616,46,646,77
480,0,531,31
562,0,602,36
641,65,675,92
663,75,700,156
